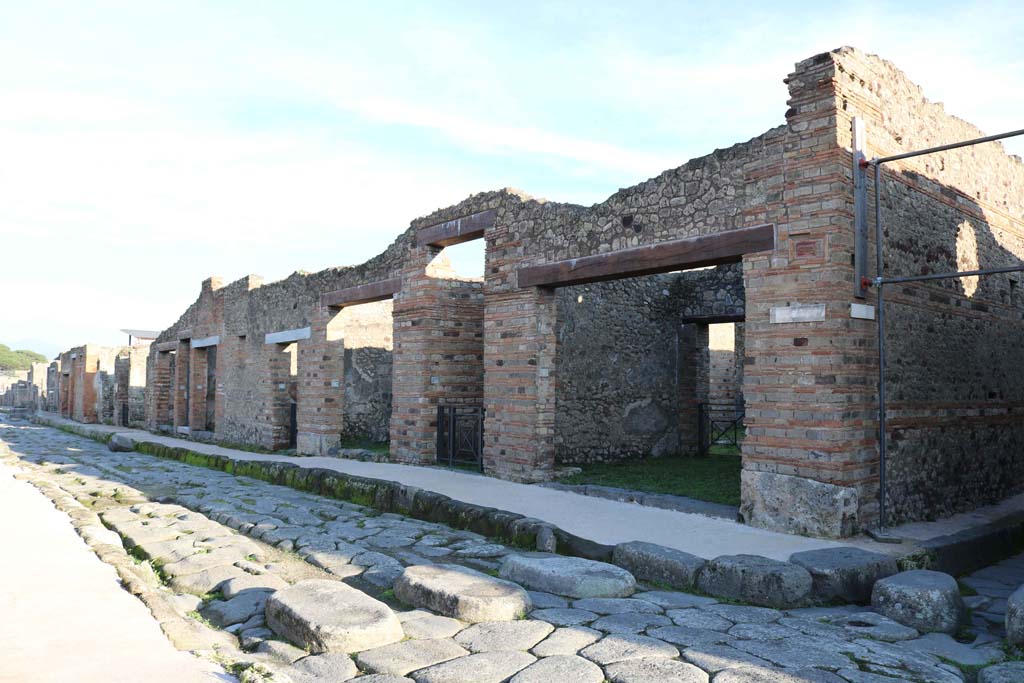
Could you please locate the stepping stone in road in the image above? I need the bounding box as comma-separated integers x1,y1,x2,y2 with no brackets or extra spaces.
509,655,604,683
500,553,636,599
871,570,965,634
612,541,706,591
355,638,469,676
394,565,531,623
789,546,898,603
266,579,404,653
696,554,812,609
412,650,536,683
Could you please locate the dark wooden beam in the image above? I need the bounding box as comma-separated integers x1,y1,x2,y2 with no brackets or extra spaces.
679,313,745,325
417,209,497,247
321,277,402,308
516,224,774,289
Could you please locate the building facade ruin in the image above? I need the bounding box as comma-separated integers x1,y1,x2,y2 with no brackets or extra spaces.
125,46,1023,539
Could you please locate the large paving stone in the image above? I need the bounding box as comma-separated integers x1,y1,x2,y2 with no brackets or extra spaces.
529,608,597,626
508,654,604,683
289,652,358,681
605,657,709,683
634,591,717,609
871,570,965,634
612,541,705,591
830,611,918,642
412,650,536,683
397,610,465,640
221,573,289,599
169,565,245,595
667,608,733,631
530,626,601,657
108,433,137,452
789,547,898,604
681,643,773,674
715,666,846,683
161,547,248,578
573,598,660,614
980,662,1024,683
394,564,531,623
265,579,403,653
1007,584,1024,645
696,555,812,608
500,553,636,599
731,639,854,671
355,638,469,676
454,620,555,652
579,633,679,665
703,604,782,624
203,589,272,627
591,612,672,634
647,624,731,648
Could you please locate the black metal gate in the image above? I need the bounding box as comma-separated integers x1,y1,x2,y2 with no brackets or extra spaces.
698,403,744,456
436,404,484,470
120,404,129,427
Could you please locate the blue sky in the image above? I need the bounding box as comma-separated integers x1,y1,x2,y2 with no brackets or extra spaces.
2,1,1022,357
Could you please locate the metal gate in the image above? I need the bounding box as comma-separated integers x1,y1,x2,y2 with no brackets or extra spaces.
698,403,744,456
436,404,484,470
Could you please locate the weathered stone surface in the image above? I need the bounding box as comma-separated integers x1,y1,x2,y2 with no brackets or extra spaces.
590,612,671,633
289,652,358,681
397,610,465,640
901,632,1004,667
499,553,636,599
871,570,965,634
579,633,679,665
789,547,898,603
508,655,604,683
530,626,601,657
696,555,812,608
715,666,846,683
743,470,861,540
980,662,1024,683
572,598,660,614
647,624,730,648
346,676,414,683
169,565,245,595
667,608,733,631
394,564,530,623
107,433,137,452
831,611,918,642
529,608,597,626
355,638,469,676
526,591,568,609
221,573,289,599
161,547,248,578
454,620,555,652
256,639,308,663
634,591,717,609
681,644,773,673
265,579,403,653
703,604,781,624
731,639,854,671
412,651,536,683
1007,584,1024,645
203,589,272,627
611,541,705,590
604,657,709,683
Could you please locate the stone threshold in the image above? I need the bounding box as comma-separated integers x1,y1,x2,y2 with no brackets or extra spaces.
536,482,739,521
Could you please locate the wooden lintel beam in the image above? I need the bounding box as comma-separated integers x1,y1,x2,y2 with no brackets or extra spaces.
321,277,402,309
417,209,497,247
678,313,745,325
516,224,775,289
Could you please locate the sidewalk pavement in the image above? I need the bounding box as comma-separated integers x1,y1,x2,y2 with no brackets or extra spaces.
31,413,878,561
0,461,231,683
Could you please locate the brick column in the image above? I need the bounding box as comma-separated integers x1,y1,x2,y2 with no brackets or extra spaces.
173,341,190,429
296,308,346,456
188,347,208,430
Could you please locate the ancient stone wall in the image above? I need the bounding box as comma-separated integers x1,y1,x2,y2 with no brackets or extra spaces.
832,48,1024,524
554,265,744,464
114,345,148,427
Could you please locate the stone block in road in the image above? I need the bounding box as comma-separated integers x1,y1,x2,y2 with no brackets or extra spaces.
394,564,531,623
871,570,965,634
265,579,403,653
612,541,705,591
1007,584,1024,645
789,546,898,604
696,554,812,608
499,553,636,599
108,433,137,452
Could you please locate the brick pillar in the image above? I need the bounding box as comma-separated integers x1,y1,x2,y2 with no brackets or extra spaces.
482,287,558,482
737,51,874,538
677,323,710,455
173,341,190,429
296,308,346,456
391,246,485,464
188,347,208,430
263,342,296,450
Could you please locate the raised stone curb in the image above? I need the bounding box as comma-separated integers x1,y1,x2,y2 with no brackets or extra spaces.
265,579,404,652
696,554,812,608
612,541,705,591
870,570,965,634
500,553,636,599
1006,584,1024,644
394,564,531,623
789,546,898,603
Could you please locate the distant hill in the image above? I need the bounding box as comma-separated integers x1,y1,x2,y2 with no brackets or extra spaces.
0,344,48,374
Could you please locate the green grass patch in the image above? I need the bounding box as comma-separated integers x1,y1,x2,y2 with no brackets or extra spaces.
560,453,742,507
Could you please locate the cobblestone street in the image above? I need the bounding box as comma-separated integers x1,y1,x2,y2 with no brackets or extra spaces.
3,419,1022,683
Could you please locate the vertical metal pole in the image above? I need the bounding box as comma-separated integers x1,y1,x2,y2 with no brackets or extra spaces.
874,161,887,531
